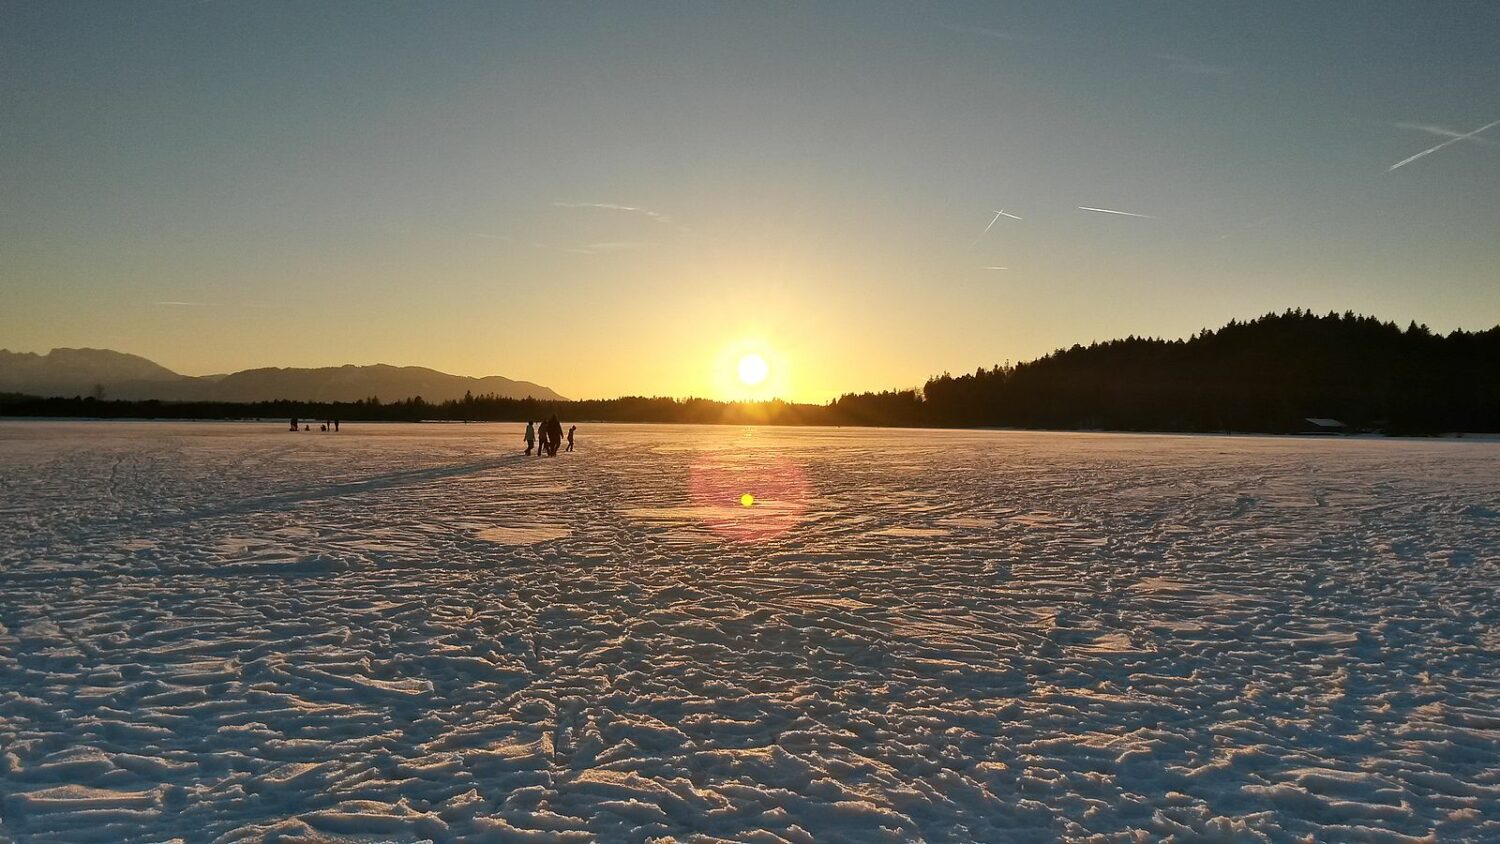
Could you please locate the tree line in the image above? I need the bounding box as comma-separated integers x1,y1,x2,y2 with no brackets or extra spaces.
832,309,1499,434
4,311,1497,434
0,392,832,426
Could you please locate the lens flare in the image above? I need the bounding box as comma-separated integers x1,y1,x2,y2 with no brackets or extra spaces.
689,456,810,542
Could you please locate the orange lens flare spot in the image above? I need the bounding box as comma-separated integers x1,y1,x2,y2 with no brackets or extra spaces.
690,457,808,542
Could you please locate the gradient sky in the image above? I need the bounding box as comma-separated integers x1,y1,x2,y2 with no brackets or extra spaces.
3,2,1498,401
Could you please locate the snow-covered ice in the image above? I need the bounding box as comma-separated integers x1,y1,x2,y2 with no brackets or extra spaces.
1,420,1497,842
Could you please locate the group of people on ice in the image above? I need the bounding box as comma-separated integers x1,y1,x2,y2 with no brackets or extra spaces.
290,417,339,432
524,415,574,456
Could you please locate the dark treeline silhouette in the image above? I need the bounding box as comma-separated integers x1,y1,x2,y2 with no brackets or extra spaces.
0,392,831,426
900,310,1499,434
4,311,1497,434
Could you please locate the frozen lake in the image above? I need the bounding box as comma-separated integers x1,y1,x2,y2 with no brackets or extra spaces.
1,421,1497,841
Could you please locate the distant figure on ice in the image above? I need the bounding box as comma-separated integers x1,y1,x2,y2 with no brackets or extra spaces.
566,425,575,452
290,417,298,432
320,424,327,432
334,419,340,432
524,421,536,455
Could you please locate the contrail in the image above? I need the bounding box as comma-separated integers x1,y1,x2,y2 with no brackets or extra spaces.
969,210,1001,247
1387,119,1500,172
1077,205,1156,219
553,201,672,223
1156,53,1231,76
982,266,1009,270
1393,122,1500,147
970,209,1020,246
941,23,1029,42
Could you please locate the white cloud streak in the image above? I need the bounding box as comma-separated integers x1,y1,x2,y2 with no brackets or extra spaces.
1386,119,1500,172
155,300,281,309
970,209,1020,246
1214,215,1274,242
584,241,652,251
533,242,594,255
941,23,1029,42
532,240,653,255
1391,121,1500,149
1077,205,1156,219
552,201,673,224
1155,53,1231,76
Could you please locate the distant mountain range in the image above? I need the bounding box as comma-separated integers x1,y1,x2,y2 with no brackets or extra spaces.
0,348,566,403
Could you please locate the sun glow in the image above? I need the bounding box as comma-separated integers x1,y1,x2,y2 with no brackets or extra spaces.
737,353,769,386
711,337,790,401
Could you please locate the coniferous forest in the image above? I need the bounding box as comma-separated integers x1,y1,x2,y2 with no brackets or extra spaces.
836,310,1500,434
5,312,1498,434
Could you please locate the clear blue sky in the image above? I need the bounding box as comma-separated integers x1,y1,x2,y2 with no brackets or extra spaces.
3,1,1497,400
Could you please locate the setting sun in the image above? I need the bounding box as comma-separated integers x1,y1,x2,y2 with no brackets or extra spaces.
737,353,769,386
711,340,790,401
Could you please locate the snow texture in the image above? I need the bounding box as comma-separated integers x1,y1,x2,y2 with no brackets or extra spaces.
0,421,1497,842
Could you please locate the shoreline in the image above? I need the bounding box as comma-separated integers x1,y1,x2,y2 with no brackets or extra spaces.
3,416,1497,442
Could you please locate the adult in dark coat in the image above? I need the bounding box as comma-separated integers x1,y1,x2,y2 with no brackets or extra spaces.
543,414,564,456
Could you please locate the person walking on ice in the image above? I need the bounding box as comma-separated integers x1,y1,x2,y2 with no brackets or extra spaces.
541,414,563,456
523,420,536,456
566,425,575,452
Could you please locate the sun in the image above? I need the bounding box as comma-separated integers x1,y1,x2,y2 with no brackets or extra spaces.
737,353,769,386
713,340,785,400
